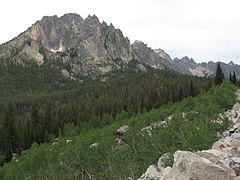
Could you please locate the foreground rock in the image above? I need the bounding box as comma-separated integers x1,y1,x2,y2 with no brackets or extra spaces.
116,125,129,136
162,150,234,180
139,90,240,180
115,125,129,146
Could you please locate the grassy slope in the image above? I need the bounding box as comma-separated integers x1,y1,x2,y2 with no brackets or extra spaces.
0,81,238,180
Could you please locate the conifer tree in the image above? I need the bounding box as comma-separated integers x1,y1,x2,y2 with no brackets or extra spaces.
3,103,16,162
233,71,237,84
178,87,183,101
230,71,232,82
190,81,195,96
31,105,40,126
215,63,224,85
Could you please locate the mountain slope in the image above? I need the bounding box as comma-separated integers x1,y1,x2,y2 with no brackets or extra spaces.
131,40,177,70
0,81,237,180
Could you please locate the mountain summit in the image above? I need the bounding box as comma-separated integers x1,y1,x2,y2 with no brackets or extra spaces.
0,13,239,78
0,13,135,76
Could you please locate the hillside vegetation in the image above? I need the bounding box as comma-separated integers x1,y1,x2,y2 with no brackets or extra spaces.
0,81,237,180
0,62,213,164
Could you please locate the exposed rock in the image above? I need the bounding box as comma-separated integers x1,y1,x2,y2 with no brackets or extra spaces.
154,49,172,62
157,153,171,169
233,103,240,111
161,167,172,177
138,165,162,180
89,143,100,148
126,177,134,180
116,125,129,136
139,92,240,180
137,64,147,72
11,153,18,161
141,119,168,136
131,41,177,71
161,150,234,180
66,139,72,143
115,137,125,146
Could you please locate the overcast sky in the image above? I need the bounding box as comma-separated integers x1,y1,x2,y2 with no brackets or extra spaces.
1,0,240,63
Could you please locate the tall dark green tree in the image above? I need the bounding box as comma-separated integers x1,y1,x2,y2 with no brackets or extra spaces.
230,71,232,82
232,71,237,84
190,81,195,96
31,105,40,126
215,63,224,85
3,103,16,162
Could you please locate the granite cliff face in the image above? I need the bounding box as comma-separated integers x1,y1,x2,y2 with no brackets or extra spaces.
131,41,177,70
0,13,133,76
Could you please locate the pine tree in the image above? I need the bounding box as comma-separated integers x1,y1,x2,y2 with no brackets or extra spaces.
233,71,237,84
230,71,232,82
3,103,16,162
190,81,195,96
31,105,40,126
215,63,224,85
178,87,183,101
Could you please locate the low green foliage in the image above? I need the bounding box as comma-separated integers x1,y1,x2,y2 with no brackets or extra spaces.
0,62,213,160
0,81,237,180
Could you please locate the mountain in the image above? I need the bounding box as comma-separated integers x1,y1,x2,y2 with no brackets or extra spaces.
131,40,176,70
173,57,240,78
0,13,176,79
2,12,238,79
0,13,135,77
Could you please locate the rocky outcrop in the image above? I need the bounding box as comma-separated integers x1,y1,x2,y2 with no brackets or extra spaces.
131,41,176,70
154,49,172,62
173,56,197,75
115,125,129,146
116,125,129,136
138,90,240,180
141,116,172,136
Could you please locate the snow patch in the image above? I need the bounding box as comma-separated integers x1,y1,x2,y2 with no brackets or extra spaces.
51,42,63,53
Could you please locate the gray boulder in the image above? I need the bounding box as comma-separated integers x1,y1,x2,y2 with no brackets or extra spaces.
116,125,129,136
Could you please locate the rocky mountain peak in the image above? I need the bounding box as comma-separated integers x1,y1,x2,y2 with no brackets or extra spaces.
154,49,172,62
60,13,83,23
131,40,176,70
84,14,100,25
0,13,134,76
101,21,108,27
181,56,192,62
229,61,235,66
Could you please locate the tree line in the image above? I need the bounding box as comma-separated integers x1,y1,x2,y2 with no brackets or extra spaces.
0,67,213,163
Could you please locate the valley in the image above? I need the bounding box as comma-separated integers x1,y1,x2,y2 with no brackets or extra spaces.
0,12,239,180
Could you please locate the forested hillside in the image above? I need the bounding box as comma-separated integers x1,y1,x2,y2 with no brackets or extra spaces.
0,61,213,165
0,81,237,179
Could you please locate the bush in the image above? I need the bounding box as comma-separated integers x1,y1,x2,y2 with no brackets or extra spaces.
0,155,5,166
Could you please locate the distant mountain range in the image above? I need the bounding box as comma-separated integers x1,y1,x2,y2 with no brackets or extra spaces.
0,13,239,78
172,56,240,78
